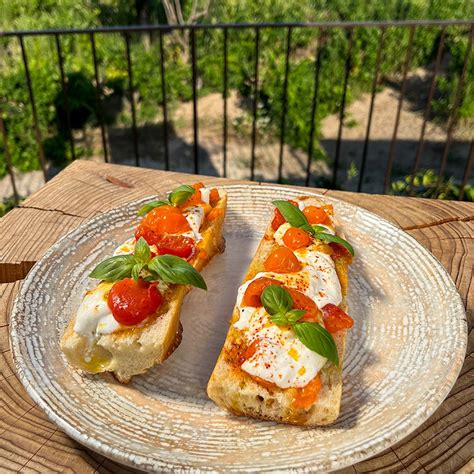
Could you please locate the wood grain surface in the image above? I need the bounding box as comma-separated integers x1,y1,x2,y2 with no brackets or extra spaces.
0,160,472,473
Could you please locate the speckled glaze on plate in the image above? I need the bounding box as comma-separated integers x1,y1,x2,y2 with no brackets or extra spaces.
10,185,467,472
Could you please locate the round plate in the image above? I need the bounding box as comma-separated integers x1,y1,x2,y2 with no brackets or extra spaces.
10,185,467,472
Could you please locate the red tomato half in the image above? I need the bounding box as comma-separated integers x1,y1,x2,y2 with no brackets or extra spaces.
322,303,354,333
108,278,163,326
155,235,195,259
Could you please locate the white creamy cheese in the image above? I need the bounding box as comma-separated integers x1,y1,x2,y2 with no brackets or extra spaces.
273,222,292,246
184,206,205,241
113,237,136,255
236,307,327,388
200,187,211,204
74,282,120,341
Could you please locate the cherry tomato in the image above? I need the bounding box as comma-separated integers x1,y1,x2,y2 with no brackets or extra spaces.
108,278,163,326
282,227,312,250
134,226,162,247
322,303,354,333
264,247,302,273
180,182,205,209
303,205,327,225
287,288,319,322
155,235,195,259
242,277,283,307
271,199,299,230
138,205,190,239
209,188,220,206
291,375,321,409
329,242,352,261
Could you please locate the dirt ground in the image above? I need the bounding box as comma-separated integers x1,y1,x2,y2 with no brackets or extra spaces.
1,67,471,199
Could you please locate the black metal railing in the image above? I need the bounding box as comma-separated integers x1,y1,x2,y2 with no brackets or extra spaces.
0,19,473,202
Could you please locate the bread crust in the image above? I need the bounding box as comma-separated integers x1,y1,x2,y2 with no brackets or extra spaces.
207,197,350,426
61,193,227,383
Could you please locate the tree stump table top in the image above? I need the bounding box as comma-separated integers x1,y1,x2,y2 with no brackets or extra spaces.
0,160,472,473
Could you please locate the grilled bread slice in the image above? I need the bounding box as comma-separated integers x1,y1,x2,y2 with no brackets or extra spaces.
207,196,352,426
61,187,227,383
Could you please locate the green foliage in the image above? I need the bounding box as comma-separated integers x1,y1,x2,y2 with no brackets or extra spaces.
0,0,473,191
0,195,19,217
391,169,473,201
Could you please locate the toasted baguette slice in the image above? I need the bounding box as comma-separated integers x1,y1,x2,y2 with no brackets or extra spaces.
61,191,227,383
207,196,351,426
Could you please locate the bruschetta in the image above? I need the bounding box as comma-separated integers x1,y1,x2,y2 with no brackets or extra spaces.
61,183,227,383
207,196,353,426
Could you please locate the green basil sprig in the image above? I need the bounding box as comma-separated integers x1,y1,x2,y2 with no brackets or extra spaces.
261,285,339,365
272,200,354,256
88,237,207,290
138,184,196,216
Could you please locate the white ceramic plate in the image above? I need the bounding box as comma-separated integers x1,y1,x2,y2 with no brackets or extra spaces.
10,185,467,472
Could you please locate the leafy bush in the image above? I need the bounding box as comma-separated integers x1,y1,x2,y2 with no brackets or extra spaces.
391,169,473,201
0,0,473,191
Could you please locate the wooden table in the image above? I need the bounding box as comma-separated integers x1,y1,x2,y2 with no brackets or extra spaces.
0,161,472,473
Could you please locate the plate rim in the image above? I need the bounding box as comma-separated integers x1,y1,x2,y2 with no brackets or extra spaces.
10,184,468,472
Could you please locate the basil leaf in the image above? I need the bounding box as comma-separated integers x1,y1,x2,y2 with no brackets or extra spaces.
294,322,339,365
134,237,151,264
287,309,306,324
313,232,354,256
311,225,328,233
272,200,314,235
270,313,289,326
89,255,135,282
137,200,168,216
261,285,293,315
169,184,195,206
148,254,207,290
131,263,144,282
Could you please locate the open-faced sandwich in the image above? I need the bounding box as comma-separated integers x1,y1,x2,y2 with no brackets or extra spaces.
207,197,354,426
61,183,227,383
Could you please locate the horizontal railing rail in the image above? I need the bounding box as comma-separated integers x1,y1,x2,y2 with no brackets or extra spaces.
1,20,473,203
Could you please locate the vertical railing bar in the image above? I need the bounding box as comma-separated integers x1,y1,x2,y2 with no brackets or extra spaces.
191,28,199,175
0,115,20,203
223,27,228,178
90,32,109,163
459,140,473,201
409,27,446,195
159,31,170,171
438,25,473,188
54,34,76,161
306,28,323,187
19,35,47,181
250,27,260,181
384,26,416,193
357,27,385,192
277,26,292,184
125,32,139,166
332,28,353,188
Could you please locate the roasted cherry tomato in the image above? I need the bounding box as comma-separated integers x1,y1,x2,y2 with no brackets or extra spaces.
108,278,163,326
242,277,283,307
271,199,299,231
322,303,354,333
291,375,322,409
264,247,302,273
155,235,195,259
303,205,327,225
287,288,319,322
329,242,352,261
180,182,205,208
134,226,162,247
209,188,220,206
282,227,312,250
137,205,190,240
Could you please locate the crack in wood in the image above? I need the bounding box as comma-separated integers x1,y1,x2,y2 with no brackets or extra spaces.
102,174,134,189
403,215,474,231
16,204,84,219
0,261,36,284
